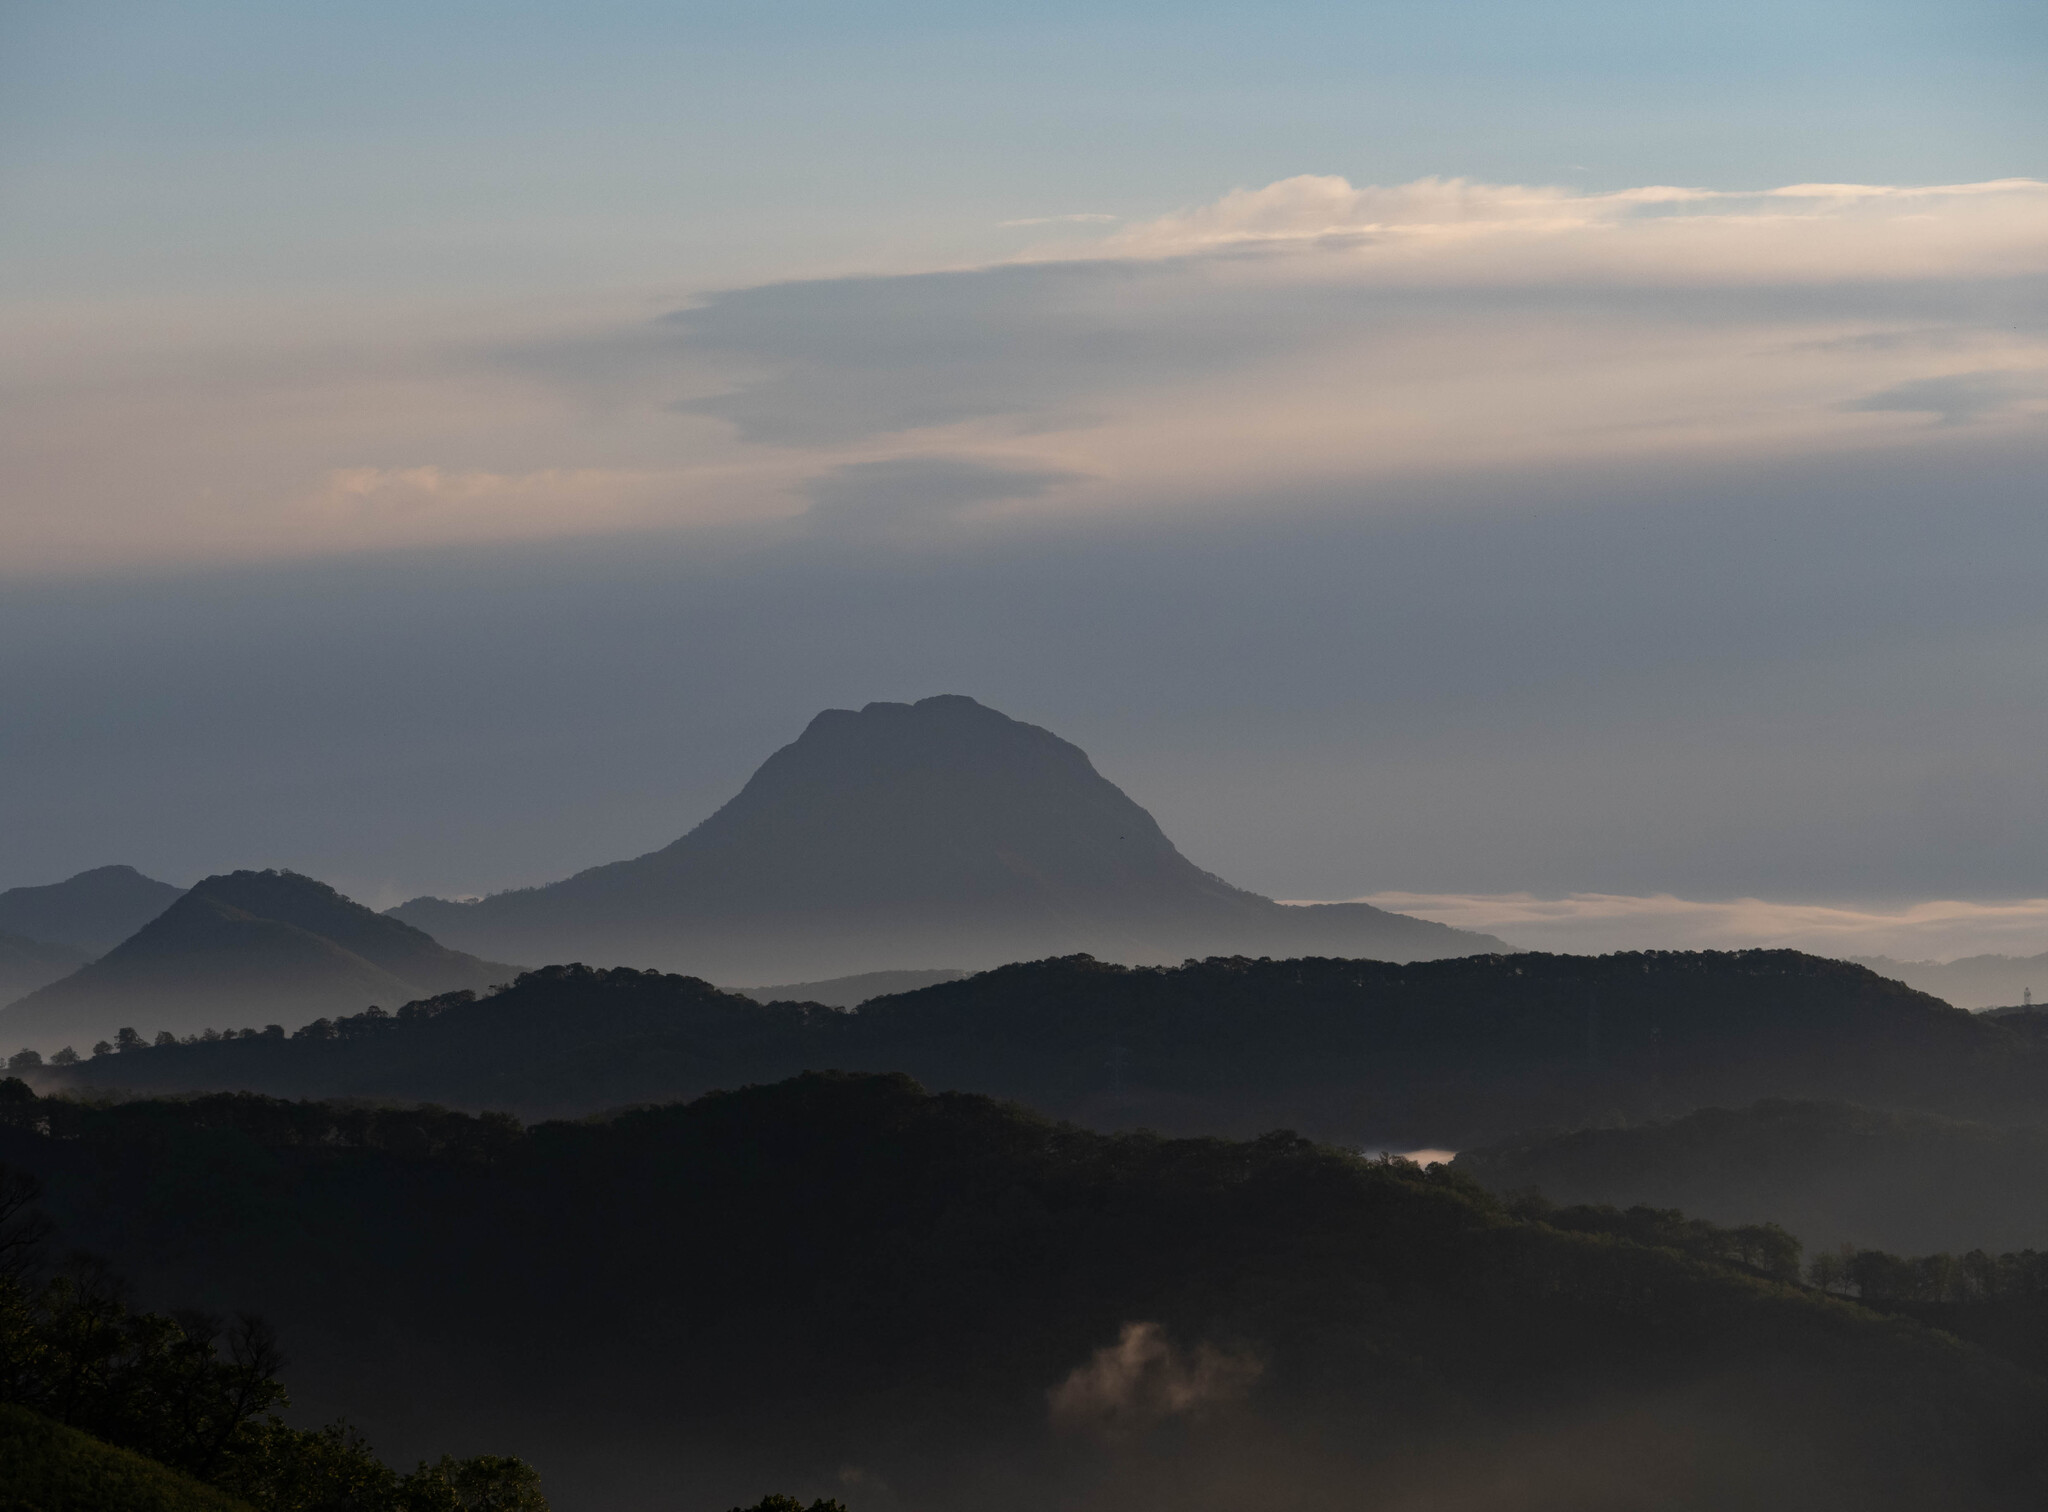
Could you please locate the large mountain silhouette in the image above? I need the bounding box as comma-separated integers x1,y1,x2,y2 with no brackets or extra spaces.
0,865,184,955
0,869,515,1049
391,695,1501,979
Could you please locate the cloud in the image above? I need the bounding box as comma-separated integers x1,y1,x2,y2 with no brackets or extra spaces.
801,454,1091,538
272,463,799,554
1090,175,2048,284
661,258,1286,447
1335,891,2048,962
1047,1322,1262,1442
999,213,1118,227
1844,369,2047,426
9,174,2048,573
645,173,2048,520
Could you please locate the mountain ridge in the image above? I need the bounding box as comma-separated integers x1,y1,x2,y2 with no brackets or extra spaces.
40,948,2028,1143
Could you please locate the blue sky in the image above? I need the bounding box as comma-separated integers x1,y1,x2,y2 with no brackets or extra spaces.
3,0,2046,958
5,0,2040,301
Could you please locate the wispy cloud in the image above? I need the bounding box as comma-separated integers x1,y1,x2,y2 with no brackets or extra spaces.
1331,891,2048,962
1088,175,2048,282
801,454,1091,539
999,212,1118,227
8,175,2046,572
1843,369,2047,426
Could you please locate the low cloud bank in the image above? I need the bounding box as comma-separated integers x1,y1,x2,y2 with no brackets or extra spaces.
1333,891,2048,963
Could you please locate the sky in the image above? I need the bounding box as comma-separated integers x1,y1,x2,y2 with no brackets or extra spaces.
4,0,2047,958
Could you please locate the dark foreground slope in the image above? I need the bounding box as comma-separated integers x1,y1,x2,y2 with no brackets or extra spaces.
0,865,185,956
391,696,1500,978
2,1074,2043,1512
1,871,516,1049
47,950,2048,1145
1459,1099,2048,1255
0,1405,251,1512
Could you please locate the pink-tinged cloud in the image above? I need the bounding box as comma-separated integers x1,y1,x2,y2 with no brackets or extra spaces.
6,176,2045,573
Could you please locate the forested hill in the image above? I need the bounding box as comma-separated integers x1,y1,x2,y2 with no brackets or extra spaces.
3,1073,2046,1511
45,950,2044,1142
1458,1099,2048,1255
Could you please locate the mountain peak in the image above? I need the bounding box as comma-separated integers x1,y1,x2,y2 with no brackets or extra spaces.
0,868,514,1049
390,696,1502,980
0,865,184,956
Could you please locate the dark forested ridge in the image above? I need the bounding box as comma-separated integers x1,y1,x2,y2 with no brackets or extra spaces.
0,870,517,1050
387,696,1502,980
37,950,2046,1143
2,1072,2044,1512
1459,1098,2048,1254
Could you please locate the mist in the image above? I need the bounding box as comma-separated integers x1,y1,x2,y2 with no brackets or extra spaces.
6,432,2048,924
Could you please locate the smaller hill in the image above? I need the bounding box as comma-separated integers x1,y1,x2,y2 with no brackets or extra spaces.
0,932,90,1006
1855,951,2048,1011
0,871,516,1049
0,1404,250,1512
736,967,966,1008
1456,1099,2048,1255
0,865,183,955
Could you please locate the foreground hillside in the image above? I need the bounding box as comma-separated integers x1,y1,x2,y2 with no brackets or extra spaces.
0,1405,251,1512
45,950,2047,1141
1,1072,2042,1512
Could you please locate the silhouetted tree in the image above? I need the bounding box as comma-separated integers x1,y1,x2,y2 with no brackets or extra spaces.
0,1163,549,1511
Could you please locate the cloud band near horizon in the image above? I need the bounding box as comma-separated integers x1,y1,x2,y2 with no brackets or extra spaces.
5,173,2045,575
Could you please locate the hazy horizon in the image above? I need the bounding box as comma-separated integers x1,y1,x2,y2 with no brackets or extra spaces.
7,0,2046,958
